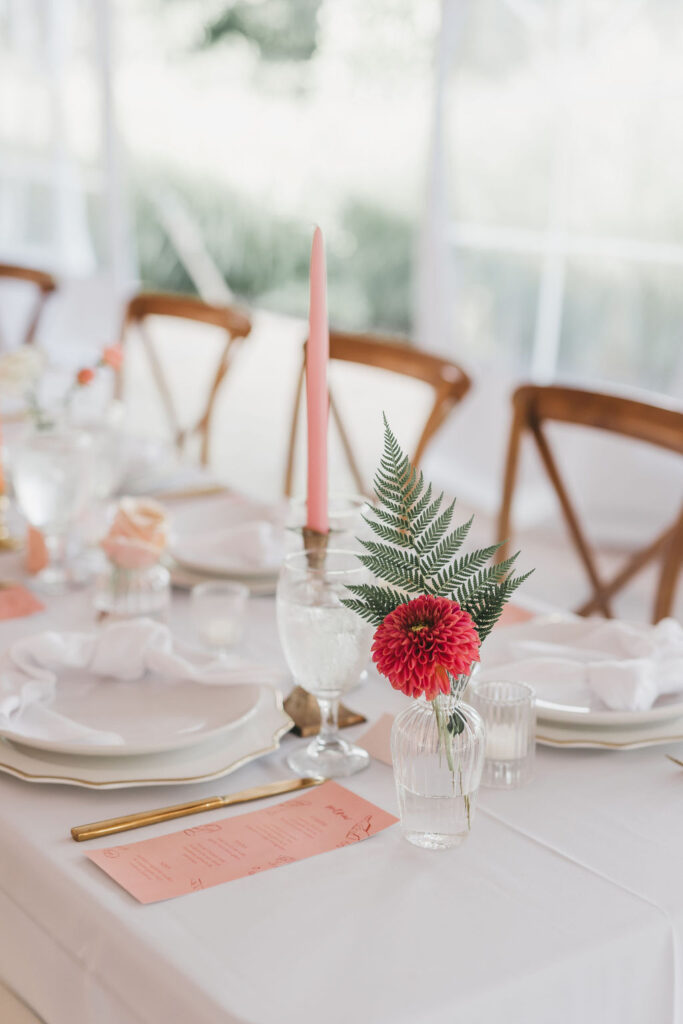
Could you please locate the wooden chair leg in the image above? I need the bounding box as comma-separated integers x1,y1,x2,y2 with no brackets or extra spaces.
283,357,305,498
577,522,677,617
532,422,613,618
653,506,683,623
497,401,525,564
329,387,366,496
24,292,49,346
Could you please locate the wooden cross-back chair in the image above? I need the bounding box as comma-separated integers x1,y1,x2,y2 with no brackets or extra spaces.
117,291,251,466
283,329,471,497
0,262,57,346
497,384,683,623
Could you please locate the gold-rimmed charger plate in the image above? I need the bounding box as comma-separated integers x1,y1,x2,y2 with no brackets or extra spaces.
537,714,683,750
0,688,292,788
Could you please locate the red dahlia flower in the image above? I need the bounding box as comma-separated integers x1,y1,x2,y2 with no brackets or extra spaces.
371,595,480,700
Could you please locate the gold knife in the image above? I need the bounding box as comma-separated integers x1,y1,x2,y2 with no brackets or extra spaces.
71,776,325,842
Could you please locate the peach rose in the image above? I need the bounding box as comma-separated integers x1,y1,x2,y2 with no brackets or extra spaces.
101,498,168,569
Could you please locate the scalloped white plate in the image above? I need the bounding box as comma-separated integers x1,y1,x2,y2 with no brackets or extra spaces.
0,687,292,788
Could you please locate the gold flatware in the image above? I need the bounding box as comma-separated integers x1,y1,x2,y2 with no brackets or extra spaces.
666,755,683,768
71,776,325,842
152,484,229,503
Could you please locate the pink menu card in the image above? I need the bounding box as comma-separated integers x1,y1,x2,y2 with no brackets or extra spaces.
87,782,398,904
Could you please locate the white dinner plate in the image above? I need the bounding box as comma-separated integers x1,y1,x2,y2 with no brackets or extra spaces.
0,677,262,758
535,692,683,728
482,614,683,729
169,495,283,581
536,714,683,750
0,687,292,788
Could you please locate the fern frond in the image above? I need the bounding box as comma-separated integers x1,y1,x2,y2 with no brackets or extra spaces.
361,513,412,549
421,516,473,576
414,499,456,554
356,553,423,594
430,544,502,598
461,571,534,642
344,415,532,639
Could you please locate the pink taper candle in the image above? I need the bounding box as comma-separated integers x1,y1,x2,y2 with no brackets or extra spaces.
306,226,329,534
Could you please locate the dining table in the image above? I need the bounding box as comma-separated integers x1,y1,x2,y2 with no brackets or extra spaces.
0,489,681,1024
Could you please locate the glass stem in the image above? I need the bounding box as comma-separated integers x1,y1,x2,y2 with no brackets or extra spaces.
45,532,67,576
317,697,340,748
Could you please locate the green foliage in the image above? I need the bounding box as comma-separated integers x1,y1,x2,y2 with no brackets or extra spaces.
342,416,532,642
132,171,413,335
202,0,322,62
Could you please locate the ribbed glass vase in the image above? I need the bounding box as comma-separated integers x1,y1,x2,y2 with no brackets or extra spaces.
391,683,485,850
94,562,170,620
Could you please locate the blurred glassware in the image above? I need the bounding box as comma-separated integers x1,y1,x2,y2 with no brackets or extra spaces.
191,581,249,659
94,497,171,620
79,402,128,501
12,427,94,592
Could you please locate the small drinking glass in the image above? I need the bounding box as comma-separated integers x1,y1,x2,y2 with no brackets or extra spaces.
277,548,372,778
11,427,94,592
470,681,536,789
191,581,249,659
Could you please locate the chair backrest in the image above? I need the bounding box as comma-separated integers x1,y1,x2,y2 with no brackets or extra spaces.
497,384,683,623
117,291,251,466
0,262,57,346
283,329,471,497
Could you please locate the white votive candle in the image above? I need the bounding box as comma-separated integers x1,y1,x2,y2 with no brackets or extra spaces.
200,617,243,650
485,721,524,761
471,680,536,789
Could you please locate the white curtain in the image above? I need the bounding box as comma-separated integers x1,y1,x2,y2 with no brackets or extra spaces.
0,0,135,353
417,0,682,545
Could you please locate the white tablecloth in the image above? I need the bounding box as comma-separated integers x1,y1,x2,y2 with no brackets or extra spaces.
0,562,680,1023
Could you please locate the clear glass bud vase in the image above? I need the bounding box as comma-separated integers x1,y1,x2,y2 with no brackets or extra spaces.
391,686,485,850
94,562,170,620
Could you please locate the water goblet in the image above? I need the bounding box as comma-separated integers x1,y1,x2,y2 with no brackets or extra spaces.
11,428,94,592
277,548,372,778
191,581,249,660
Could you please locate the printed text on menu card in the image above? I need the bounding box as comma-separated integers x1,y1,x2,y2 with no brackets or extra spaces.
88,782,398,903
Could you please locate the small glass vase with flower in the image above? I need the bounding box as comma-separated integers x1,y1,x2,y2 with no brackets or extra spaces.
95,498,170,620
342,418,532,850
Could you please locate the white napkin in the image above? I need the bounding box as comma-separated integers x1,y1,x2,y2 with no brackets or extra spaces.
477,614,683,712
173,520,284,573
0,619,284,747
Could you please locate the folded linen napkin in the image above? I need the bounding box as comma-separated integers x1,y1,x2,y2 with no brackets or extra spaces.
173,520,284,573
0,618,284,747
477,614,683,712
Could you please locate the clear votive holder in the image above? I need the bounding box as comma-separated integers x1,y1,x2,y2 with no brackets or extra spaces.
470,681,536,789
191,581,249,659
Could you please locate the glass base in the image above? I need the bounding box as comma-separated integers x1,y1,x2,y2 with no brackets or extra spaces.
286,736,370,778
30,565,85,595
402,828,468,850
481,758,534,789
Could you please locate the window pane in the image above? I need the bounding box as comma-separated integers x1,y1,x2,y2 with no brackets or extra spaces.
559,259,683,392
450,249,540,369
